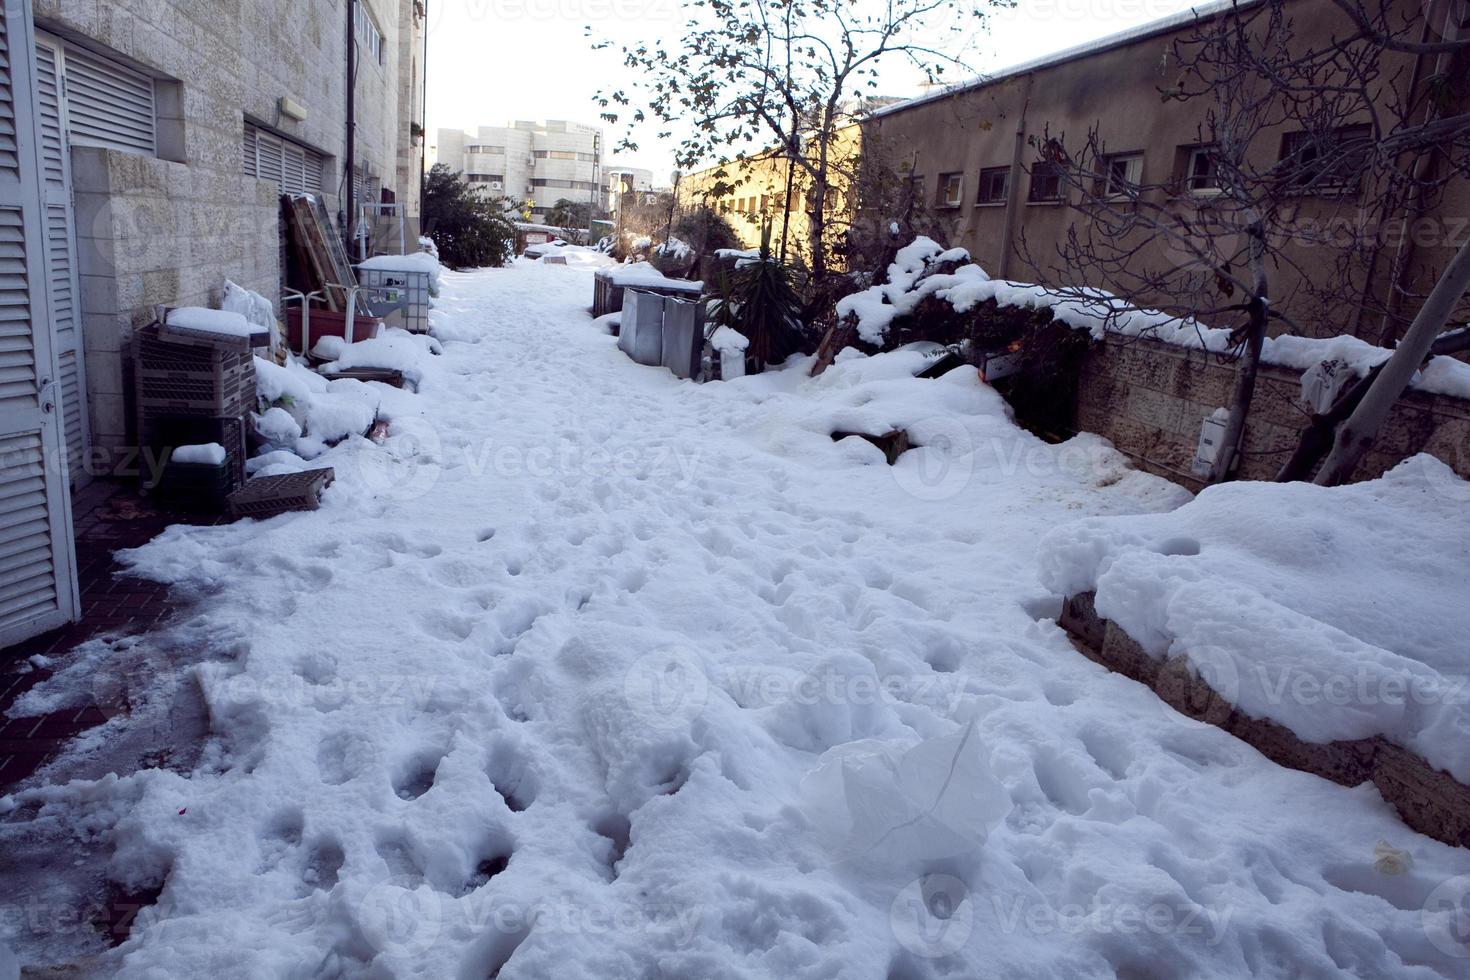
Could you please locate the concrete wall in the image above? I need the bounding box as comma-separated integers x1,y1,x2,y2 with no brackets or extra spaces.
32,0,421,456
1074,334,1470,489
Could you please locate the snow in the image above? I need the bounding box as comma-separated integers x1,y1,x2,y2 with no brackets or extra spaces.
603,261,702,291
5,260,1470,977
170,443,225,466
165,306,253,338
709,325,749,354
1038,457,1470,781
653,236,691,259
842,236,1470,400
318,331,442,387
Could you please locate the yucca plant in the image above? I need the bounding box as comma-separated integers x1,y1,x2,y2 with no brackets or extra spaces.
710,224,805,372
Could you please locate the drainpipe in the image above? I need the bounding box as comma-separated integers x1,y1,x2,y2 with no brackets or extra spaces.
345,0,357,253
998,74,1034,280
1373,12,1450,345
419,1,429,223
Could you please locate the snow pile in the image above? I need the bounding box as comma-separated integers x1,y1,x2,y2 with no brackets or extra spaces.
532,243,616,270
165,306,253,338
709,325,748,354
170,443,225,466
360,251,444,296
605,261,702,291
318,330,442,387
418,236,439,259
6,263,1470,978
1039,456,1470,780
841,237,1470,399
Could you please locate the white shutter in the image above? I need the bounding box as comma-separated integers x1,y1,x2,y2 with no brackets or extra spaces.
55,43,155,156
0,0,80,646
242,123,257,178
256,131,284,189
34,36,88,489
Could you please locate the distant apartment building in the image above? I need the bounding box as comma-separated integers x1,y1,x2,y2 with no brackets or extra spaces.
434,120,604,222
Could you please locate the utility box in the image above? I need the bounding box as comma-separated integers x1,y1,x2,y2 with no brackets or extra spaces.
1191,411,1231,478
661,296,702,379
619,289,665,366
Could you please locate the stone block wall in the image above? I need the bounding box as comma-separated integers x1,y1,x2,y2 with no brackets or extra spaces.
1075,334,1470,489
31,0,419,460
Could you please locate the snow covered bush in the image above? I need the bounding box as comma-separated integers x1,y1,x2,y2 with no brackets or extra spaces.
708,229,807,371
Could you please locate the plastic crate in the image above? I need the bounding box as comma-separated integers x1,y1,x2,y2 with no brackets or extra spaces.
227,468,335,520
139,415,247,491
134,323,257,416
158,459,234,512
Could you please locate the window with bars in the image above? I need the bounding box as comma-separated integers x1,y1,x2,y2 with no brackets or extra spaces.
976,166,1009,205
1279,125,1371,195
243,123,326,195
1028,159,1065,203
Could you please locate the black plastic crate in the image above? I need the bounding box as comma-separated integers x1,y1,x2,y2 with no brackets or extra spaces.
158,459,234,512
139,415,246,491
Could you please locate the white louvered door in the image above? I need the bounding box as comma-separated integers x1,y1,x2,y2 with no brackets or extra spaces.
34,34,87,490
0,0,79,647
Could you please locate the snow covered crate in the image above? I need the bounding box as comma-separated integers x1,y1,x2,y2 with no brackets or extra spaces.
133,323,256,417
139,415,247,493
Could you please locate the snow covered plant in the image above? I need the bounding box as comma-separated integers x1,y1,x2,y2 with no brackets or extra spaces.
709,226,806,371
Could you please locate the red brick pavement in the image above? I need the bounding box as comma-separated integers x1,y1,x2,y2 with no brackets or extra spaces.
0,481,225,793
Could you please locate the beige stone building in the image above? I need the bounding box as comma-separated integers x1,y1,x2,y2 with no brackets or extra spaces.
34,0,425,467
864,0,1464,342
433,120,604,225
0,0,424,646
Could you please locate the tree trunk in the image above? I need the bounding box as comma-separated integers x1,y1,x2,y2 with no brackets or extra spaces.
1315,238,1470,485
1208,220,1269,484
1276,326,1470,482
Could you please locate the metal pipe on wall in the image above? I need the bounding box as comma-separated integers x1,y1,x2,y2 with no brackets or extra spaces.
345,0,357,251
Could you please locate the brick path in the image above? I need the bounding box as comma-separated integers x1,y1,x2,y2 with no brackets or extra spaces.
0,481,221,793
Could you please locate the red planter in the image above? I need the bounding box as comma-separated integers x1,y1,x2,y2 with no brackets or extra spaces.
286,307,384,352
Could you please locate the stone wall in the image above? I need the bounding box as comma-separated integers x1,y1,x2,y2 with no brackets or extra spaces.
1074,334,1470,490
32,0,419,457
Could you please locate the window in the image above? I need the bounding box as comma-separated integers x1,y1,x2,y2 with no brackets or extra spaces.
54,43,157,156
243,123,326,195
1185,146,1220,194
467,145,505,155
1028,159,1065,202
1099,153,1143,198
909,175,925,203
937,172,963,208
535,150,579,161
976,166,1009,205
1279,125,1370,195
355,3,384,65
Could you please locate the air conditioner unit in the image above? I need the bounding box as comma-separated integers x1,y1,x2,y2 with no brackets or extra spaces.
490,181,503,190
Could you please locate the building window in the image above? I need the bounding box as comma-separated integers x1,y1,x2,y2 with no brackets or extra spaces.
51,42,158,157
243,123,326,195
1184,146,1220,194
937,172,963,208
467,145,505,155
1279,125,1370,195
535,150,579,161
1099,153,1143,198
1028,159,1065,202
976,166,1009,205
355,3,385,65
908,175,924,203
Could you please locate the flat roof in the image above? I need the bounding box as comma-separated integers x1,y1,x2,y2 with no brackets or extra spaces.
874,0,1260,119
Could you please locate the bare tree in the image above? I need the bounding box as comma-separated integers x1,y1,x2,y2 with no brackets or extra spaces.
592,0,1000,281
1025,0,1470,484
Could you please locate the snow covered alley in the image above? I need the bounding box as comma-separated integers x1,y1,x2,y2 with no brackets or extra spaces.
3,259,1470,979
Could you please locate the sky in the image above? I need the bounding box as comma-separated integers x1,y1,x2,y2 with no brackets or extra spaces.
424,0,1206,178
